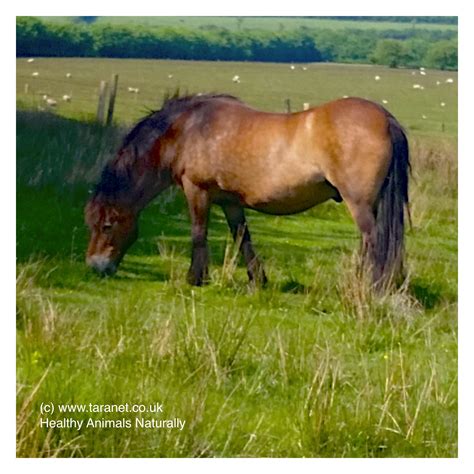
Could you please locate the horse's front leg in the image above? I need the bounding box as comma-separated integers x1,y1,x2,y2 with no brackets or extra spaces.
182,177,211,286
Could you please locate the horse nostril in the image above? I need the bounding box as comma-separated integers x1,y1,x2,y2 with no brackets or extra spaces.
101,265,117,277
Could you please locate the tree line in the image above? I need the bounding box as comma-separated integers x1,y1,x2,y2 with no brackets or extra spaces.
16,17,458,70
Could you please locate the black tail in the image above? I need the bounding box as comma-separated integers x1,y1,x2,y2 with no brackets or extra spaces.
373,118,410,286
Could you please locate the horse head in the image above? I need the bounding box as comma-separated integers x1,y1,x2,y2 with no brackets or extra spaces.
84,197,138,276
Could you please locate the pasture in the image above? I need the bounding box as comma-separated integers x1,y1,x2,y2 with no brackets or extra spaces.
16,58,457,457
16,58,457,135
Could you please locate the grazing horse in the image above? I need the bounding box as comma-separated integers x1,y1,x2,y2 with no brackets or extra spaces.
85,93,410,287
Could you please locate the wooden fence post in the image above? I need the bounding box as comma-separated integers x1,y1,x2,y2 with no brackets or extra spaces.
106,74,119,126
96,80,109,125
285,98,291,113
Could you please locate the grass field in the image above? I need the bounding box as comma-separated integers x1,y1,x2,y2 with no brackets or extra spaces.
16,58,457,136
16,58,457,457
39,16,458,32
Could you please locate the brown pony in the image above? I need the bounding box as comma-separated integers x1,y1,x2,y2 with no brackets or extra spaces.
85,93,410,287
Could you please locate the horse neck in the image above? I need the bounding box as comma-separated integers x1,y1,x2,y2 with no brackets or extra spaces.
113,146,171,214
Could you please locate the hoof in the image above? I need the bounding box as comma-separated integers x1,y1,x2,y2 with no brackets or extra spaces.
248,268,268,287
186,270,209,287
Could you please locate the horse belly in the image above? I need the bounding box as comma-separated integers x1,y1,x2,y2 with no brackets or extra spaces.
248,179,337,215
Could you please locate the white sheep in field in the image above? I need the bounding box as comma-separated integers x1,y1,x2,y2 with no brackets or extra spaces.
446,78,454,83
232,75,240,83
303,102,310,110
41,94,57,107
127,87,139,93
62,94,72,102
27,58,35,63
32,72,39,77
374,75,381,81
290,65,295,70
66,73,72,78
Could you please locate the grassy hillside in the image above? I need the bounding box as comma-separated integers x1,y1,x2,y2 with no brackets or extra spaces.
40,16,458,31
16,59,457,457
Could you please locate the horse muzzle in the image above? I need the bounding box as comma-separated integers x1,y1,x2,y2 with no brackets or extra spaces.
86,255,118,276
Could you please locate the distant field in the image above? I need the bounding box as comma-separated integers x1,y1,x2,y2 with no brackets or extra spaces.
16,57,457,457
16,58,457,136
39,16,458,32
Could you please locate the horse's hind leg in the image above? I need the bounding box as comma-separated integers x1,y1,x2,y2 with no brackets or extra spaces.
221,202,267,286
344,200,379,283
182,177,211,286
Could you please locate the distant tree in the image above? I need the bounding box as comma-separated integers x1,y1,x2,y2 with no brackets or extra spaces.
16,17,44,56
76,16,98,24
15,16,457,69
371,39,407,68
425,40,458,70
17,16,94,57
403,38,430,68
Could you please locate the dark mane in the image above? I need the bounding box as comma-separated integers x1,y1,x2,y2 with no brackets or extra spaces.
122,92,241,152
94,93,241,200
94,160,133,200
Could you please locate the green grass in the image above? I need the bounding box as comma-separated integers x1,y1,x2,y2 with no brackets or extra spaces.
39,16,458,32
16,59,457,457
